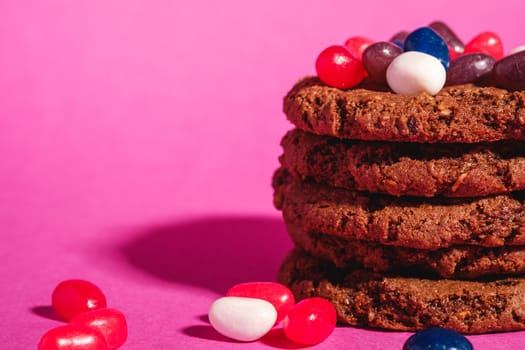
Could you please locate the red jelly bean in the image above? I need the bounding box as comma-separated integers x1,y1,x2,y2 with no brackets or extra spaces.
70,308,128,350
226,282,295,323
464,31,504,60
38,324,108,350
343,36,374,60
315,45,366,89
283,297,336,345
52,279,107,321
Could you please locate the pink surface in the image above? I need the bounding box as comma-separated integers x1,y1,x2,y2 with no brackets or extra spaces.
1,1,524,348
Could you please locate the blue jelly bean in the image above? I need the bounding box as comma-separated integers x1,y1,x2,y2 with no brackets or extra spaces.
404,27,450,70
403,327,473,350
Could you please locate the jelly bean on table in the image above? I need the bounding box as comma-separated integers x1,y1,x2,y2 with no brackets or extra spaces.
403,327,473,350
52,279,107,321
283,297,336,346
70,308,128,350
38,324,109,350
226,282,295,323
208,296,277,342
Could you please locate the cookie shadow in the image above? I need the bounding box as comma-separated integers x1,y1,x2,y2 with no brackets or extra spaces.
119,215,292,293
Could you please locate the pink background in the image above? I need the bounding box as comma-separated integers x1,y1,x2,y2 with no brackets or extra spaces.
1,1,524,348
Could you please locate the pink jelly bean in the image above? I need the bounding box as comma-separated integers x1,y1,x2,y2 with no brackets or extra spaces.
226,282,295,323
283,297,336,345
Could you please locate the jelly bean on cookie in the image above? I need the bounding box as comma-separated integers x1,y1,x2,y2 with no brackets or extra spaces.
386,51,446,95
315,45,366,89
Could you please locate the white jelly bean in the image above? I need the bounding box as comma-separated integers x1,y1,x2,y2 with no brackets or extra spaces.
208,296,277,342
386,51,446,95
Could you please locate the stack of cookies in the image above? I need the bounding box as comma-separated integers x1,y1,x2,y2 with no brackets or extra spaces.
273,76,525,333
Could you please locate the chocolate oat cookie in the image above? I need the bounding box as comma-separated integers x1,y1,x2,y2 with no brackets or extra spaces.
285,218,525,279
280,128,525,197
273,167,525,249
284,77,525,143
278,249,525,334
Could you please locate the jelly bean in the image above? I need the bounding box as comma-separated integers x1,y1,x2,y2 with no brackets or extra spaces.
315,45,366,89
386,51,446,95
208,296,277,342
226,282,295,323
343,36,374,60
508,44,525,55
429,21,464,55
52,279,107,321
493,50,525,90
403,327,473,350
389,30,408,43
464,31,504,60
38,324,109,350
404,27,450,70
446,53,495,86
362,41,403,82
70,308,128,350
283,297,336,345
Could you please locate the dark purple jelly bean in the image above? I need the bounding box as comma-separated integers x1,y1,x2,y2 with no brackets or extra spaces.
404,27,451,70
362,41,403,82
446,53,495,85
389,30,408,43
429,21,464,55
493,50,525,90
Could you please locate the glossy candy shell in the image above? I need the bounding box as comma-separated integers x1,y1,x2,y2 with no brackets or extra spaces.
493,50,525,90
226,282,295,323
362,41,403,82
52,279,107,321
446,53,495,85
403,327,473,350
283,297,336,345
404,27,450,70
70,308,128,350
38,325,109,350
208,296,277,342
386,51,446,95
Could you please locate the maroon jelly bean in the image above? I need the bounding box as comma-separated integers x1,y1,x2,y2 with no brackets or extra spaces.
363,41,403,82
389,30,408,43
493,51,525,90
446,53,495,86
429,21,464,55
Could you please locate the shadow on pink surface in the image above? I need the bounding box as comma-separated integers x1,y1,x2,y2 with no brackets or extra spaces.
120,215,293,293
